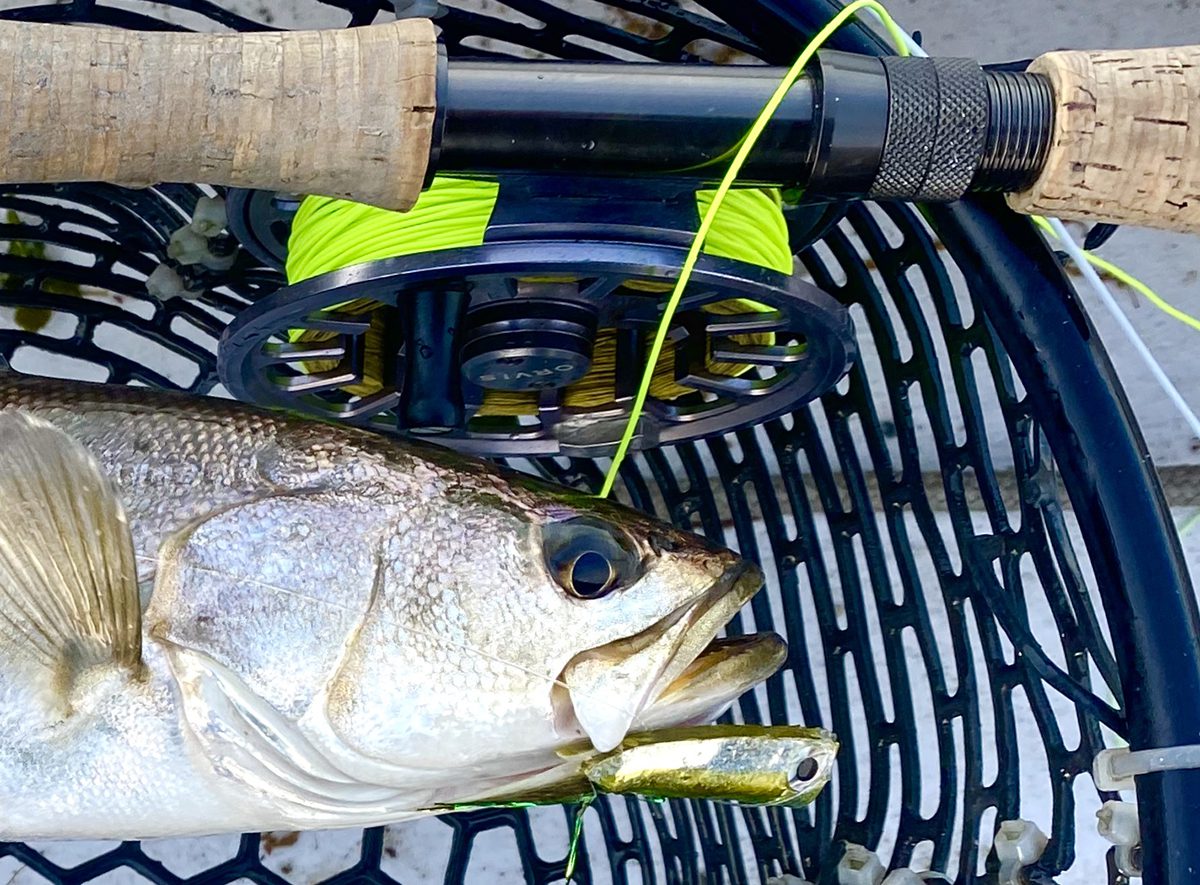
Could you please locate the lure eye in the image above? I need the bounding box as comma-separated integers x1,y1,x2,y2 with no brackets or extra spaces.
789,757,820,789
544,517,641,600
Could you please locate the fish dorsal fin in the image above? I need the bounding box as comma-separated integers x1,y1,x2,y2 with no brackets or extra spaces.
0,411,141,678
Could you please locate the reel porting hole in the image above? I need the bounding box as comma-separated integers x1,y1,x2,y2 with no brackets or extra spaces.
219,179,855,457
225,188,296,271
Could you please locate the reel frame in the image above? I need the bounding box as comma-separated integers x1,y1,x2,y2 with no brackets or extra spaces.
219,238,855,456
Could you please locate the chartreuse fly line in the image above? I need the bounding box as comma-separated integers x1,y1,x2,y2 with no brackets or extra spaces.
286,181,790,415
1030,215,1200,335
286,1,909,498
599,1,1198,498
1032,213,1200,444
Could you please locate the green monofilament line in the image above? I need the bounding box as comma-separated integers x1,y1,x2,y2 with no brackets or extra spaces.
440,793,594,883
563,794,594,884
596,0,912,497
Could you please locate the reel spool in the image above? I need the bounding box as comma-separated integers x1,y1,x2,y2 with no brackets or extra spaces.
220,177,855,457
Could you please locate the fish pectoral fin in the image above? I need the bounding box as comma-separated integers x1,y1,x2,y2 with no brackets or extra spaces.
0,412,142,683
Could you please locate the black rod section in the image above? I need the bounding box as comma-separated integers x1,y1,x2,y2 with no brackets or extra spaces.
434,52,1053,202
437,58,825,183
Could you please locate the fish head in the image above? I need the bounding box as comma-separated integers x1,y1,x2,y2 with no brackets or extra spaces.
537,509,779,754
327,469,786,785
442,485,786,757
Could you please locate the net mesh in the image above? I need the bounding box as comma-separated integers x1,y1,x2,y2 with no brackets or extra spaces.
0,1,1161,883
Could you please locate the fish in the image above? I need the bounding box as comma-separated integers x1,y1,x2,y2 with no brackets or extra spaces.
0,376,787,840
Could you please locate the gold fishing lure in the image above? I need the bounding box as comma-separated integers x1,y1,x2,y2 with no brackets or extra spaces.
441,724,838,811
580,724,838,807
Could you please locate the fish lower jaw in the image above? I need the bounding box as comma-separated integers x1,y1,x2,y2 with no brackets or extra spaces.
552,632,786,750
630,563,780,727
556,562,783,752
633,632,787,732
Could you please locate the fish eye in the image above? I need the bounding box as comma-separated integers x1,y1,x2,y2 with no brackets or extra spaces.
543,517,641,600
789,757,820,788
566,551,615,598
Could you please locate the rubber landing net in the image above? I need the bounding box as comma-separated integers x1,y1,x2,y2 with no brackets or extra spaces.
0,0,1185,883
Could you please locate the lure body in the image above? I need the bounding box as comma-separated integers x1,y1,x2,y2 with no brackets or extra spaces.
432,724,838,810
581,725,837,806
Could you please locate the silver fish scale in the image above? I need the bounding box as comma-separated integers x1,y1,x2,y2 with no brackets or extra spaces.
0,643,282,837
148,492,395,722
325,500,578,769
0,380,459,570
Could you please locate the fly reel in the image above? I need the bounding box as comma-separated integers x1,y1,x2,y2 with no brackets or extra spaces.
219,177,855,457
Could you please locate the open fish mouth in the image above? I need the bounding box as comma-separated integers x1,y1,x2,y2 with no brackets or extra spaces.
555,561,787,752
631,632,788,732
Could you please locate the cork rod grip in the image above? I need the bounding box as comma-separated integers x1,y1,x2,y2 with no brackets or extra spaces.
1008,46,1200,233
0,18,439,210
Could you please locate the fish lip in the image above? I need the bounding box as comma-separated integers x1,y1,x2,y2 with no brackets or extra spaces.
630,632,787,732
652,632,788,704
641,559,767,699
555,559,775,748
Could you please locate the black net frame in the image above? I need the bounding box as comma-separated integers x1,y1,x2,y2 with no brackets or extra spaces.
0,1,1196,883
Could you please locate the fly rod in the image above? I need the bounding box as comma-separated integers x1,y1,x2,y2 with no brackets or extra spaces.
0,18,1196,233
